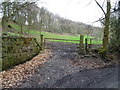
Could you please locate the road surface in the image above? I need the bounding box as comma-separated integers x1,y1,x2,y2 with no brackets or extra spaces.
17,42,119,88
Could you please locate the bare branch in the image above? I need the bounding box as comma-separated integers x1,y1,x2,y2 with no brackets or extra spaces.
92,9,118,24
94,0,106,16
85,0,93,6
102,0,105,7
92,17,105,23
8,2,35,19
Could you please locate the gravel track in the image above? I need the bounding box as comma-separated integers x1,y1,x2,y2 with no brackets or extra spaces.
16,42,119,88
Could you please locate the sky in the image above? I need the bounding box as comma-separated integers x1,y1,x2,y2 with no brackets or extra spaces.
38,0,117,27
0,0,117,27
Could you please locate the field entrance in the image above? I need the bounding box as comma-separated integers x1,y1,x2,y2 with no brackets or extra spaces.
44,38,80,51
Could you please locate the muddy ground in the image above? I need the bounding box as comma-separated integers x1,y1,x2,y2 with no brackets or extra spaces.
17,42,119,88
1,41,119,88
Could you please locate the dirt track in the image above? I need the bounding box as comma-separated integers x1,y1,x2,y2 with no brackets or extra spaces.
15,42,119,88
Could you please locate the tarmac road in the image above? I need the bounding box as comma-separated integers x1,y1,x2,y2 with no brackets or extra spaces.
51,66,119,88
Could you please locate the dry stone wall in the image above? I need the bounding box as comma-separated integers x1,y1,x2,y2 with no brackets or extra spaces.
1,34,41,71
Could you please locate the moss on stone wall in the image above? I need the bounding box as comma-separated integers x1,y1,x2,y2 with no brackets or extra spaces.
1,34,41,71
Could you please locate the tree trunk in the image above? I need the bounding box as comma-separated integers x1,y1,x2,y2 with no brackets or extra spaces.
102,0,111,57
2,16,8,32
2,2,8,32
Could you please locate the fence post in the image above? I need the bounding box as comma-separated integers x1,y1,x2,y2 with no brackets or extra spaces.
40,35,44,50
85,38,88,53
20,25,23,35
44,38,46,49
89,38,92,49
90,38,92,44
79,35,84,54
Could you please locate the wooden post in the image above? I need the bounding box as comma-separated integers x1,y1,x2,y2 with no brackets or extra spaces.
90,38,92,44
44,38,46,49
79,35,84,53
85,38,88,53
89,38,92,49
20,25,23,35
40,35,44,50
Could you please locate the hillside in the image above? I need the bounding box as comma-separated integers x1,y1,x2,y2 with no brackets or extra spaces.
39,8,103,39
6,23,101,44
6,6,103,40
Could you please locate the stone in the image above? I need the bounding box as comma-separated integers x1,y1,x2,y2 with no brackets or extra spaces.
2,36,41,70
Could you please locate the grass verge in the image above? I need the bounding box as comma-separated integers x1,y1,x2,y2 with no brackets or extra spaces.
10,23,102,44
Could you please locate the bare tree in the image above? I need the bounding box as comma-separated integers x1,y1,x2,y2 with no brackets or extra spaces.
1,1,35,32
95,0,111,58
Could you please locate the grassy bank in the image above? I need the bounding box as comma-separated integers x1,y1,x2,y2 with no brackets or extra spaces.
10,23,102,44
